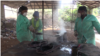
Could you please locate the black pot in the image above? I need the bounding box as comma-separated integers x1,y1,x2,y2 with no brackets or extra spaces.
71,46,78,56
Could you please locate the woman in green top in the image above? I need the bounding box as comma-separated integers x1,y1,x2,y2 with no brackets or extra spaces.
74,6,100,45
16,6,33,42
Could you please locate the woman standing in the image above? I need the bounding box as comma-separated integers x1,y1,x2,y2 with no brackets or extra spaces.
74,6,100,45
16,6,33,42
30,11,43,41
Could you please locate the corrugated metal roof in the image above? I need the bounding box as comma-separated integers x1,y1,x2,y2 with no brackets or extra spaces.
1,1,100,9
1,1,59,9
79,1,100,8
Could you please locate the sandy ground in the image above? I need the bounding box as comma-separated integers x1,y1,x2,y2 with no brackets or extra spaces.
1,38,20,52
43,28,100,46
1,28,100,52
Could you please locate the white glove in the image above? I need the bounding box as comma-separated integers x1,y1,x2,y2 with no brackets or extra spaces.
29,25,35,32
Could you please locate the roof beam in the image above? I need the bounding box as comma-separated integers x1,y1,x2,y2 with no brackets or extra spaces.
46,4,49,9
45,2,49,9
36,2,40,9
2,1,59,4
27,4,57,6
82,2,98,4
30,2,33,9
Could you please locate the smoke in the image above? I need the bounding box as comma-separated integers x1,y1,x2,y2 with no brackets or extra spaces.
54,18,67,43
51,6,67,44
58,18,66,36
53,10,66,36
43,0,78,43
52,9,66,36
53,0,76,36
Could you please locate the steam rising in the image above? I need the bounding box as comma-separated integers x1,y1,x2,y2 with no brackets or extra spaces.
58,18,66,36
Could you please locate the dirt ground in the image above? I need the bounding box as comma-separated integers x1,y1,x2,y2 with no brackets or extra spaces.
1,28,100,53
1,38,20,52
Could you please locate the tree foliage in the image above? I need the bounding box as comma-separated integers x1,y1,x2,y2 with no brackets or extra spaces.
58,6,77,22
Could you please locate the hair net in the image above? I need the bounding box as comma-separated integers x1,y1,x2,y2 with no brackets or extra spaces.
78,6,87,12
33,11,39,17
18,6,28,13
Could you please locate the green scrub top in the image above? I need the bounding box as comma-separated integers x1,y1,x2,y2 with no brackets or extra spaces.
74,14,100,45
16,14,33,42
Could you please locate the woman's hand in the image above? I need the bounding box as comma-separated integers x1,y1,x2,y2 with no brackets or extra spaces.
32,29,36,33
74,31,78,37
29,25,35,32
